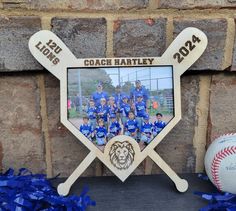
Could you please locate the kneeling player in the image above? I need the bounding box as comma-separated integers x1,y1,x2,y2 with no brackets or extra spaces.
79,116,93,141
124,111,138,140
107,114,121,140
140,115,153,147
94,118,107,146
153,113,166,136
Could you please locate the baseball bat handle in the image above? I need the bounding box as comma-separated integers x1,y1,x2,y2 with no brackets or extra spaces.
57,152,96,196
149,151,188,192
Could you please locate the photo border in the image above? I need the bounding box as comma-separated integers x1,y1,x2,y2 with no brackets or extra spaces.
66,65,175,151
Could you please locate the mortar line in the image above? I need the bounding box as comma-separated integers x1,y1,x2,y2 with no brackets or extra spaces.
106,17,114,58
206,78,213,148
95,160,103,176
37,74,53,177
193,75,211,173
148,0,159,10
222,18,235,70
1,8,236,19
41,15,52,30
166,16,174,48
144,157,154,175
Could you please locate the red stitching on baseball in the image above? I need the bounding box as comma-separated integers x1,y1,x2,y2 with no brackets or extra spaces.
211,145,236,191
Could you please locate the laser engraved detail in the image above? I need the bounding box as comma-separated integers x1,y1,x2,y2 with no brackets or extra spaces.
109,141,135,170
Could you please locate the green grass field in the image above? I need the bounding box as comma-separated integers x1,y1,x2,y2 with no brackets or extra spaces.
149,107,172,116
68,108,81,118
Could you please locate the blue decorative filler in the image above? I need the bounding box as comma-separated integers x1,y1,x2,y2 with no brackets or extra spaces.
0,168,96,210
195,174,236,211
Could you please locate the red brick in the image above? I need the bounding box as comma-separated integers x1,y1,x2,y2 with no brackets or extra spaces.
0,17,42,72
174,19,227,70
207,73,236,144
119,0,148,9
0,73,46,173
159,0,236,9
114,18,167,57
2,0,147,10
51,18,107,58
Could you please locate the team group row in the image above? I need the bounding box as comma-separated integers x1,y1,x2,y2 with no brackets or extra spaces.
80,107,166,147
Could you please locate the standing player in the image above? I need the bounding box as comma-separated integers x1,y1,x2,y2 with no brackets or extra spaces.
86,99,97,130
108,96,118,118
124,111,138,140
97,98,109,128
130,80,149,107
120,95,131,125
92,82,109,106
113,85,126,109
79,116,93,141
135,94,148,139
153,113,166,136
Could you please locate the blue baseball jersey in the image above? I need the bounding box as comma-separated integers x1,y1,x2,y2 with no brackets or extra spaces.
97,105,109,122
130,86,149,102
79,124,93,137
135,101,147,117
109,121,121,135
154,121,166,134
125,119,138,133
86,106,97,120
141,122,153,135
120,102,131,117
92,91,109,106
108,105,118,116
113,92,126,108
95,126,107,138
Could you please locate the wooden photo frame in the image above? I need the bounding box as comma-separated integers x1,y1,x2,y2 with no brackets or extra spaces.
29,27,207,196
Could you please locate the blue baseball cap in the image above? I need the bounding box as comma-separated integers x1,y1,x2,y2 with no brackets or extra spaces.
144,114,149,120
122,95,129,100
137,93,143,98
97,82,103,87
110,114,116,119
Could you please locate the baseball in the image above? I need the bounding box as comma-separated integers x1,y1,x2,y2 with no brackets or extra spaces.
204,133,236,193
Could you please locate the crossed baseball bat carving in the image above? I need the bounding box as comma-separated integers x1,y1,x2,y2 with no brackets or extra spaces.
29,27,207,196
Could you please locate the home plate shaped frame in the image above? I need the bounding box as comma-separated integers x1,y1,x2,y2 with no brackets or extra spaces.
29,27,207,196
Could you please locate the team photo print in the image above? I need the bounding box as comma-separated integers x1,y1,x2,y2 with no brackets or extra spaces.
67,66,174,151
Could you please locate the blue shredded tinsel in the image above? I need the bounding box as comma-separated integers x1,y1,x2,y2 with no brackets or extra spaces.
195,174,236,211
0,168,96,210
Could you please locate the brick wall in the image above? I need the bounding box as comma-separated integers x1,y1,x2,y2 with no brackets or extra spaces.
0,1,236,177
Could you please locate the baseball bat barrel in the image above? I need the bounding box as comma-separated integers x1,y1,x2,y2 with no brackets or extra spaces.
162,27,208,76
29,30,78,80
